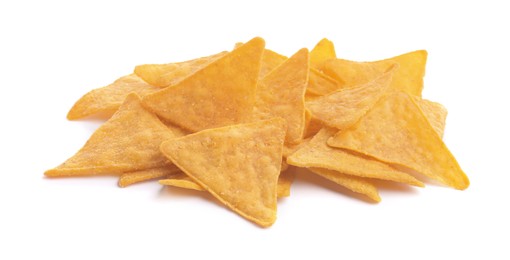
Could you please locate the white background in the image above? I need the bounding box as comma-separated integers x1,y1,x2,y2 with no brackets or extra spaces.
1,0,509,259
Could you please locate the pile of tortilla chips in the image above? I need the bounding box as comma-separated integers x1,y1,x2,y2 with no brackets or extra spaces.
45,37,469,227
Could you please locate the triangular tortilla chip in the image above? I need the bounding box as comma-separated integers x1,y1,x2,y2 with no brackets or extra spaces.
328,91,469,189
159,171,205,191
254,48,309,144
306,65,397,130
287,128,423,186
160,118,286,227
143,37,265,132
118,165,180,187
308,168,381,202
67,74,160,120
310,38,336,69
134,51,227,87
414,98,448,138
323,50,427,96
45,93,176,177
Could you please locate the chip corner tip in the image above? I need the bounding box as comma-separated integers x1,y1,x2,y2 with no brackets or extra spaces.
117,181,128,188
256,217,277,228
43,169,56,177
247,36,266,46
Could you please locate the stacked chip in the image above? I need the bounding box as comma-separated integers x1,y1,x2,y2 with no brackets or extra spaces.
45,37,469,227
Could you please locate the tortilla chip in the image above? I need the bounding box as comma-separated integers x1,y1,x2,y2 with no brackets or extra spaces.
159,172,204,191
142,37,265,132
308,168,380,202
254,48,309,144
134,51,227,87
287,128,423,186
310,38,336,69
159,118,286,227
45,93,176,177
414,98,448,138
328,91,469,189
306,65,397,130
323,50,427,96
67,74,160,120
119,165,180,187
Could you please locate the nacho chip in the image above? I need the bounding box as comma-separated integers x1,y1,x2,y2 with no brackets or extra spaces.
310,38,336,69
306,65,397,130
159,172,204,191
415,98,448,138
67,74,160,120
287,128,423,186
45,93,176,177
142,37,265,132
323,50,427,96
160,118,286,227
328,91,469,189
119,165,180,188
253,48,309,144
134,51,227,87
308,168,380,202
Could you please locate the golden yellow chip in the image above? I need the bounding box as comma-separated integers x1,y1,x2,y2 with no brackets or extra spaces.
119,165,180,188
254,48,309,144
328,91,469,189
160,118,286,227
287,128,423,186
45,93,176,177
142,37,265,132
159,172,204,191
323,50,427,96
414,98,448,138
134,51,227,87
67,74,160,120
310,38,336,69
306,64,397,130
308,168,380,202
